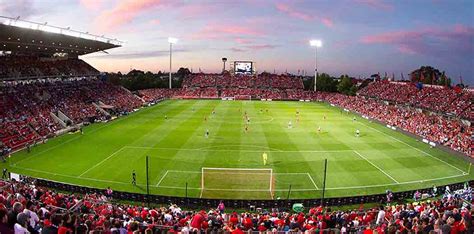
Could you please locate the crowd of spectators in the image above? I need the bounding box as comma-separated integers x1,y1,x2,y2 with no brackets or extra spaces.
0,56,99,79
0,178,472,233
0,78,143,151
358,81,472,121
325,94,472,156
182,73,304,90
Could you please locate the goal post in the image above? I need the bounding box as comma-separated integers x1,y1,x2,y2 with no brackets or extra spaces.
201,167,274,199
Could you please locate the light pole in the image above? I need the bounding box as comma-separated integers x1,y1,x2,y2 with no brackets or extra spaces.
310,40,322,91
168,37,178,89
222,57,227,73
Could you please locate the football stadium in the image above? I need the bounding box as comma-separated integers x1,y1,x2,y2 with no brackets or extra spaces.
0,1,473,233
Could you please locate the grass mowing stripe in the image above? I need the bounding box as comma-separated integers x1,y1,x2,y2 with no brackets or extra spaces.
78,146,126,177
8,100,472,199
353,150,399,183
358,121,466,174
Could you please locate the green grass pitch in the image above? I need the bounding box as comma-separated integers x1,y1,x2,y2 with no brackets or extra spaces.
5,100,473,200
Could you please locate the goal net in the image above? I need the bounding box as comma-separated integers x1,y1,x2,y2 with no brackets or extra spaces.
201,167,274,199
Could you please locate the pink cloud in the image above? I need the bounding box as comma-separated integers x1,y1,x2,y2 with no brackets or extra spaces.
235,38,253,44
94,0,163,32
321,17,334,28
191,23,266,40
80,0,108,10
354,0,394,11
149,19,160,25
275,3,334,28
360,25,474,56
246,44,278,50
275,3,313,21
229,44,277,52
230,47,246,52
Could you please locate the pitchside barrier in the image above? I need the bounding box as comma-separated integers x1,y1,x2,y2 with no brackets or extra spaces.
33,177,472,210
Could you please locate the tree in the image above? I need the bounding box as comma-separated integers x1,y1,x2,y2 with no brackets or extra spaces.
316,73,337,92
176,67,191,79
337,75,355,95
410,66,442,84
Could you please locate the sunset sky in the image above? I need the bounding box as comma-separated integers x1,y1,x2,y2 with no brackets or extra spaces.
1,0,473,84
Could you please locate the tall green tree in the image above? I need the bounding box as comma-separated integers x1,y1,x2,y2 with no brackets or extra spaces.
337,75,356,95
316,73,338,92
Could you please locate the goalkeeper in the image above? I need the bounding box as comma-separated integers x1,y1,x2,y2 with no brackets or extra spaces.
262,152,268,165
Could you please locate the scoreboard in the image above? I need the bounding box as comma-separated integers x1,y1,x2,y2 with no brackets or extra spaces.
234,61,253,75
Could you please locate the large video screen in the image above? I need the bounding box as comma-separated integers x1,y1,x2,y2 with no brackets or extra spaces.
234,61,253,74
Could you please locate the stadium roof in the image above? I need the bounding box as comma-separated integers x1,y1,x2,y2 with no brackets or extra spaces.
0,16,122,56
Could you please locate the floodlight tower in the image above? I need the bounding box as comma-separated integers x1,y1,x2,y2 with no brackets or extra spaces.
222,57,227,73
168,37,178,89
310,40,322,91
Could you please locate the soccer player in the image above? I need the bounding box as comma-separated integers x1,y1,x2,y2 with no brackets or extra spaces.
165,115,168,120
356,129,360,137
318,126,321,133
132,170,136,185
244,125,249,133
204,117,207,122
247,117,250,125
205,129,209,138
352,117,356,122
262,152,268,165
2,168,7,179
288,120,292,129
80,127,83,135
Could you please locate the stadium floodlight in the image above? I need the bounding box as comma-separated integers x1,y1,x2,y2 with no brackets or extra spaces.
168,37,178,44
168,37,178,89
310,40,322,47
309,39,322,91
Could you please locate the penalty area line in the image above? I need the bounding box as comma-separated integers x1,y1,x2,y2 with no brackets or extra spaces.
78,147,125,177
156,170,169,186
354,150,399,184
307,173,319,189
356,121,466,174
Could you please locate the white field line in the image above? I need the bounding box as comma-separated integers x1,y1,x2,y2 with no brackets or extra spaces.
203,167,272,171
124,145,352,153
167,170,309,175
155,170,169,186
13,113,134,167
10,165,468,191
326,173,467,190
307,173,320,189
196,144,283,152
357,121,466,174
354,150,399,184
78,147,126,177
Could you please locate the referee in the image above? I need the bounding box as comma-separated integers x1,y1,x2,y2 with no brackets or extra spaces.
131,170,136,186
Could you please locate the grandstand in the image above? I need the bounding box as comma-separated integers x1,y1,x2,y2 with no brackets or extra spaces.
0,15,473,234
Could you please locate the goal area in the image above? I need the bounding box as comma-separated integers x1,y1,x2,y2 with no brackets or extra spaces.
200,167,275,199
